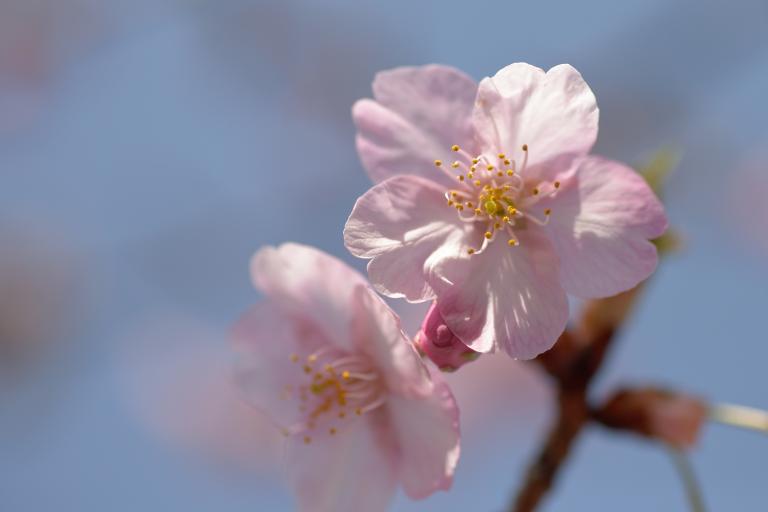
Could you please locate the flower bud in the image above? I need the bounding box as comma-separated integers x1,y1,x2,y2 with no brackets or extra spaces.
414,302,479,372
595,388,706,448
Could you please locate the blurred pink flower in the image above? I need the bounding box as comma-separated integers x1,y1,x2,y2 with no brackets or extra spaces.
231,243,460,512
115,313,284,475
414,302,479,372
345,63,668,359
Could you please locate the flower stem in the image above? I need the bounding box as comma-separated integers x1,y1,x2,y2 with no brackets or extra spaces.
666,444,707,512
708,403,768,434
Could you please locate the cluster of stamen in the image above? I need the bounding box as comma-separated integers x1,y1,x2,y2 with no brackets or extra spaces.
280,346,385,444
436,144,560,255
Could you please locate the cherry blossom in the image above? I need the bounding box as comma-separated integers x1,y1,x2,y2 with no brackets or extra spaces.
230,243,460,512
345,63,668,359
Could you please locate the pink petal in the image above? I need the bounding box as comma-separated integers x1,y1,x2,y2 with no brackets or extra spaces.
473,63,598,173
387,367,460,499
230,301,327,427
251,243,368,352
438,229,569,359
539,156,668,298
354,65,479,187
344,175,478,302
286,417,398,512
350,285,433,400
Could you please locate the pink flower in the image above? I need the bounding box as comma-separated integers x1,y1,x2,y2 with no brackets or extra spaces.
231,243,460,512
414,302,479,372
344,63,668,359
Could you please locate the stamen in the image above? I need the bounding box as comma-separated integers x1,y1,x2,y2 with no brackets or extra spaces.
504,159,511,165
308,355,317,363
467,249,475,254
451,191,457,197
532,188,539,196
452,145,459,152
487,165,493,171
451,162,459,168
290,354,298,362
494,222,501,229
304,436,311,444
472,158,478,164
475,180,481,186
520,144,529,173
447,200,454,206
485,232,492,239
435,160,442,166
507,170,514,176
554,181,560,188
498,153,505,159
458,175,465,181
509,239,516,246
544,209,551,215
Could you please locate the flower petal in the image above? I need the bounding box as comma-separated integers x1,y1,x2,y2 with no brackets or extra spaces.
286,418,398,512
230,301,327,427
251,243,368,352
473,63,598,172
350,285,432,400
344,175,479,302
539,155,668,298
354,65,479,187
387,367,460,499
438,229,569,359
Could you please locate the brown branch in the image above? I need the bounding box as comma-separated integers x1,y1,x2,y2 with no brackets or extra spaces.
508,286,642,512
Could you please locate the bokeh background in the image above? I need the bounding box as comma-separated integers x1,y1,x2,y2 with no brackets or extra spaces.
0,0,767,510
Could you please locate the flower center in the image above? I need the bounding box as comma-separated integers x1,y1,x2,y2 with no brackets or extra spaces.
280,345,385,443
436,144,559,255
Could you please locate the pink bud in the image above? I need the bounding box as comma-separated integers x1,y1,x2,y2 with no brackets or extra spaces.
415,302,479,372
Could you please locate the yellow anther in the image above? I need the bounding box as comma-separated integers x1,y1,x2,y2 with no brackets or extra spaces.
508,206,517,214
451,191,457,197
466,202,473,207
507,170,514,176
308,355,317,363
304,365,311,374
503,216,509,222
452,145,459,151
447,200,454,206
487,165,494,171
356,408,362,415
282,428,290,436
339,412,345,418
472,158,478,164
325,364,333,372
342,371,350,379
522,144,528,151
474,180,481,186
458,175,465,181
554,181,560,188
304,436,311,444
329,428,336,435
451,162,459,168
509,239,516,246
484,184,490,190
474,209,482,215
494,222,501,229
435,160,442,166
545,209,551,215
314,373,323,380
485,232,492,239
467,249,475,254
504,159,510,165
504,184,510,190
532,188,539,195
496,171,502,177
290,354,298,362
479,194,485,200
498,153,505,159
458,205,464,211
467,172,473,178
470,166,476,172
